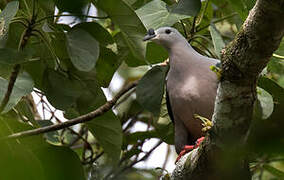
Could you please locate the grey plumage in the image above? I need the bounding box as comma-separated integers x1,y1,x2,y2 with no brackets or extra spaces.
144,27,219,154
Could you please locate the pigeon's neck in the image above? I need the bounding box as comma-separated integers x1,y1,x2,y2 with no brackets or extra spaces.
169,41,200,66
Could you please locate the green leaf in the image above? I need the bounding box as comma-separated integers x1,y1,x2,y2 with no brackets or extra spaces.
75,79,122,162
66,28,100,72
53,0,88,14
114,32,145,67
258,77,284,103
43,69,83,110
87,111,122,162
226,0,256,20
256,87,274,119
146,42,168,64
97,0,147,64
0,48,33,64
72,22,114,46
0,115,85,180
136,0,201,29
51,32,69,60
0,1,19,47
136,65,168,116
209,23,225,57
0,72,34,113
171,0,201,16
263,164,284,178
95,47,122,87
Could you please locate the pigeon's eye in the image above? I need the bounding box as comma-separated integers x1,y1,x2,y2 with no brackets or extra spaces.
165,29,171,34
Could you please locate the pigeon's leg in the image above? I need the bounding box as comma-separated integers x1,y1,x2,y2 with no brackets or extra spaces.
175,137,205,163
174,119,195,163
175,115,213,163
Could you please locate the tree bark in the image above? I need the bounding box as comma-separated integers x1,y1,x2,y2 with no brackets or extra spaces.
171,0,284,179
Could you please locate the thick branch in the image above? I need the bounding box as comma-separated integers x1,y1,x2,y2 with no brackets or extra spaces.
2,81,138,140
172,0,284,179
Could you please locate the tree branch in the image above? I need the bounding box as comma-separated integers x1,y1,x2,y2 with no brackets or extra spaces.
2,80,138,140
0,64,21,113
172,0,284,179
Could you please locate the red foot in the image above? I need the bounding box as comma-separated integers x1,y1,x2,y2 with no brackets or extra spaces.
175,137,205,163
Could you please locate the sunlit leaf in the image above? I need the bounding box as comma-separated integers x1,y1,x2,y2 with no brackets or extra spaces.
209,23,225,57
0,1,19,47
263,164,284,178
136,0,201,29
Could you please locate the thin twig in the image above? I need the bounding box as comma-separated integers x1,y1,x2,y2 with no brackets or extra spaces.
2,81,139,140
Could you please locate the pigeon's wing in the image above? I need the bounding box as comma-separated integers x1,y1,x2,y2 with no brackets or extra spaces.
166,89,175,124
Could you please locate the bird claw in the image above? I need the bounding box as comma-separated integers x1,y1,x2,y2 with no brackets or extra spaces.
175,137,205,163
194,114,213,133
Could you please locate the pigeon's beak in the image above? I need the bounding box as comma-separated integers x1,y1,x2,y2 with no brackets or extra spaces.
143,28,156,41
143,34,156,41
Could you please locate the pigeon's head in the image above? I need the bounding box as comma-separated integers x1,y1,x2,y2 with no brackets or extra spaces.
143,27,186,49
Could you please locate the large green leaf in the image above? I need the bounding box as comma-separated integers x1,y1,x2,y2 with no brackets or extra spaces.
72,22,114,46
95,47,122,87
0,1,19,47
66,28,100,72
0,48,33,64
209,24,225,58
226,0,256,20
53,0,88,14
114,32,145,67
75,80,122,162
0,115,85,180
0,72,34,113
97,0,147,66
146,42,168,64
136,0,201,29
43,69,83,110
136,65,168,116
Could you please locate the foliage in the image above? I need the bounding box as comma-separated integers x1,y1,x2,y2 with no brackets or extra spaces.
0,0,283,179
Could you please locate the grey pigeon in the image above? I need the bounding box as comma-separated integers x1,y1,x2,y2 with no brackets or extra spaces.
143,27,219,158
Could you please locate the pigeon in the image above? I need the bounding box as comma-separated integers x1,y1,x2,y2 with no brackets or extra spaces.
143,27,219,162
